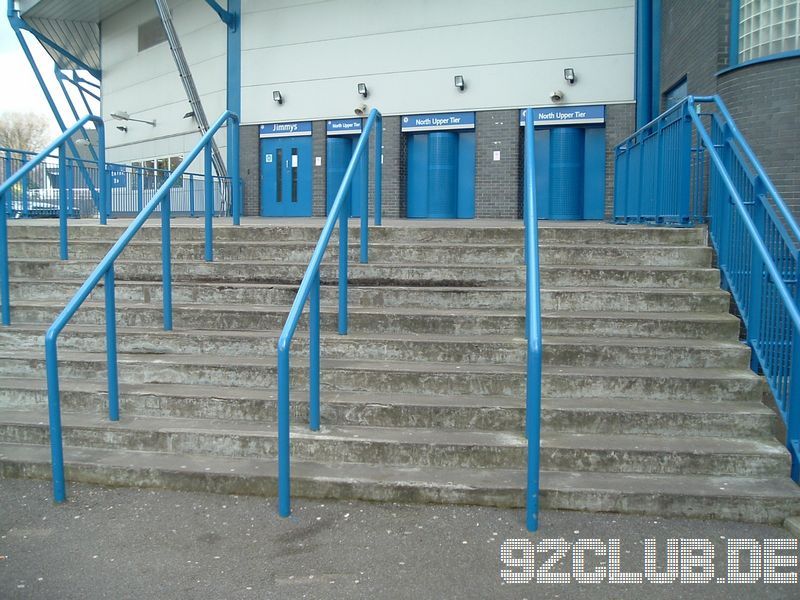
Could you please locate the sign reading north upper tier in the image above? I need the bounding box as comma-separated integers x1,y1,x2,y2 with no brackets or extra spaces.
327,118,363,135
519,105,605,126
259,121,313,138
401,112,475,132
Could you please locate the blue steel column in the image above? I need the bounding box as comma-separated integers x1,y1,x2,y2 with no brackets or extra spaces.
58,147,68,260
227,0,241,225
651,0,662,121
635,0,653,129
729,0,741,66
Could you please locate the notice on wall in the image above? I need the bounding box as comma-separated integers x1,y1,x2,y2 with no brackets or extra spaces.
315,156,322,166
401,111,475,132
519,105,605,126
265,154,273,163
493,150,501,161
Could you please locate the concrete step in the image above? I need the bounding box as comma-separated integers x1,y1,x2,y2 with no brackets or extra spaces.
0,378,775,438
0,410,788,476
7,221,708,246
0,325,750,368
8,259,722,289
7,239,712,267
8,302,742,340
7,279,732,313
1,442,795,523
0,351,766,401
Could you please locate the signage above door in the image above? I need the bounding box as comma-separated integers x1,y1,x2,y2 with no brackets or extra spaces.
259,121,313,138
401,112,475,133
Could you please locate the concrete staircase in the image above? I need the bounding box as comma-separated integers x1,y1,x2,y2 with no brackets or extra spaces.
1,219,798,523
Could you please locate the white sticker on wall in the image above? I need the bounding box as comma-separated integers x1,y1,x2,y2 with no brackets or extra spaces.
291,155,299,168
265,154,273,163
493,150,501,161
315,156,322,166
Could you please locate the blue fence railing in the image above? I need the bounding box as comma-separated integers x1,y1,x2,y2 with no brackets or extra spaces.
276,107,382,519
1,146,232,219
614,95,800,482
0,115,107,326
41,110,240,503
522,108,543,532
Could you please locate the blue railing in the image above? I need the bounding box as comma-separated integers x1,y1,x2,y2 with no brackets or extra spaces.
1,146,232,219
276,108,382,518
522,108,543,532
614,95,800,482
0,115,107,326
43,110,240,502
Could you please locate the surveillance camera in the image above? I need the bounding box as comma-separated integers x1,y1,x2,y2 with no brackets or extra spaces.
550,90,564,103
354,103,368,116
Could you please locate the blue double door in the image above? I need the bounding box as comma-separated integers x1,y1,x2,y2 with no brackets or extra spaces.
326,135,368,218
260,136,312,216
407,131,475,218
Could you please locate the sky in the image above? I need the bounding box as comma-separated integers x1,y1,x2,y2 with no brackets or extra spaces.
0,15,97,138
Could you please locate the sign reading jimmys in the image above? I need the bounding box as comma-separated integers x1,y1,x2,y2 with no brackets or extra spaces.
401,112,475,133
259,121,313,138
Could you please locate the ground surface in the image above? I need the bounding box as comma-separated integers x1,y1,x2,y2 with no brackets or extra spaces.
1,478,798,599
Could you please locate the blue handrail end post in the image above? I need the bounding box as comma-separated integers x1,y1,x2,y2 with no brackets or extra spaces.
189,174,195,217
338,208,348,335
277,342,291,516
58,146,68,260
161,191,173,331
0,190,9,326
44,332,66,502
204,142,214,262
230,115,241,226
309,271,321,431
105,266,120,421
375,115,382,227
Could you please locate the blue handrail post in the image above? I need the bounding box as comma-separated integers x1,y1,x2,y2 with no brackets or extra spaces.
44,331,66,502
338,207,348,335
58,146,68,260
230,116,241,226
790,274,800,483
161,190,173,331
309,271,320,431
204,142,214,262
375,115,382,226
747,177,766,372
137,168,144,213
0,189,8,326
105,266,120,421
277,342,291,516
523,107,542,533
189,174,195,217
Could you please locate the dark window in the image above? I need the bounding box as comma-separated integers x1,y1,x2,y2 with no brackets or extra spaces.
138,18,166,52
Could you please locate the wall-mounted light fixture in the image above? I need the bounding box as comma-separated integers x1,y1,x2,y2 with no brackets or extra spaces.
272,90,283,104
183,110,195,119
116,125,128,133
563,68,576,84
454,75,465,91
110,111,156,126
357,82,368,98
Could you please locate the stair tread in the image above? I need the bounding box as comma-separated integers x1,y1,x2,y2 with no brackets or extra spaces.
0,348,762,379
1,441,797,501
0,376,773,414
0,408,784,454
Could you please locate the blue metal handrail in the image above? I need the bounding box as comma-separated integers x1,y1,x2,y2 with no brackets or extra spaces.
614,95,800,482
522,108,543,532
276,108,382,518
0,115,107,326
44,110,240,503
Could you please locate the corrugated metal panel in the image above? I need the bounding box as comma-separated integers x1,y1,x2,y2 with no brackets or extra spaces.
21,0,133,22
26,17,100,71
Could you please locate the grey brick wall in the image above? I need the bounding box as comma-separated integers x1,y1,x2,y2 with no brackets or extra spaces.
475,110,520,218
604,104,636,219
369,115,403,218
718,58,800,213
660,0,729,102
311,121,326,217
240,124,259,216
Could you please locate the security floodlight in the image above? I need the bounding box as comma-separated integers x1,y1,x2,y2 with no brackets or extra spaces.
564,68,576,84
273,90,283,104
357,82,368,98
454,75,465,91
110,111,156,126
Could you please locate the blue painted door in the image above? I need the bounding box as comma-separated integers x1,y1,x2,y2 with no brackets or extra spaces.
260,136,312,216
407,131,475,218
533,125,605,220
326,136,368,218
